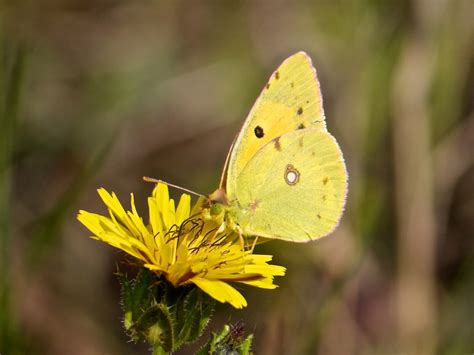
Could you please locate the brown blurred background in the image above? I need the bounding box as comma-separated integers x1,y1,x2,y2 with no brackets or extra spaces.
1,1,473,354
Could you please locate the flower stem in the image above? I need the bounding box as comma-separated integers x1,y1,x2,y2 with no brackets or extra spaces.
0,25,27,353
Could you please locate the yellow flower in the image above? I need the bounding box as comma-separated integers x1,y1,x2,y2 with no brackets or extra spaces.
77,183,285,308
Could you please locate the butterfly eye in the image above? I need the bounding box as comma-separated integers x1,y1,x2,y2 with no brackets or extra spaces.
254,126,264,138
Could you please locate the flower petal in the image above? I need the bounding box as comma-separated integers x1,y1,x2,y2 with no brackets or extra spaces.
191,277,247,309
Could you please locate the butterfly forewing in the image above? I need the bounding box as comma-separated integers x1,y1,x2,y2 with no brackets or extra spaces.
224,52,327,197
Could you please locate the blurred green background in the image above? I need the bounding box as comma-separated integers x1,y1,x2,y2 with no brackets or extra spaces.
1,1,473,354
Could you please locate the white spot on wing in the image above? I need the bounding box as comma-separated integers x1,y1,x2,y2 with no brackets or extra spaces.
287,171,298,183
284,164,300,185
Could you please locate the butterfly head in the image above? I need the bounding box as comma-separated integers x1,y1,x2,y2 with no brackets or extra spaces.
208,187,228,205
200,188,246,236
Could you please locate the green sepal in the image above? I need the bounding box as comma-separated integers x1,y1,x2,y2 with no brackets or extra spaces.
174,288,213,348
117,267,216,354
134,303,174,352
118,268,154,332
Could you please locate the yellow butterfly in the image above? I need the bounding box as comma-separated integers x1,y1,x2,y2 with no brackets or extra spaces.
205,51,348,243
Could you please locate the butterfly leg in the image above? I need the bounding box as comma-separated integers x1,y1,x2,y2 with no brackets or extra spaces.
235,227,258,252
250,236,259,253
234,226,247,251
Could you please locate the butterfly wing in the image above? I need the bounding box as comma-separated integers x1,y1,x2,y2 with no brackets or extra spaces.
229,128,347,242
224,52,326,196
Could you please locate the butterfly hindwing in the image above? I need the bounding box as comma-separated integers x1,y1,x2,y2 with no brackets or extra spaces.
229,128,347,242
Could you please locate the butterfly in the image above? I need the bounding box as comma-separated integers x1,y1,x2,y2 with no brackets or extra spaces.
203,51,348,243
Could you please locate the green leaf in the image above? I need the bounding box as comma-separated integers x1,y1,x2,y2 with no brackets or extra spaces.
198,323,253,355
239,334,253,355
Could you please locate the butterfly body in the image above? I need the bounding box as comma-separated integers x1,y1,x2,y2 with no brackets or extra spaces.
205,52,347,242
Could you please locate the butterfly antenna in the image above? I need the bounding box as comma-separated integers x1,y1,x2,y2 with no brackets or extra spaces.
143,176,206,198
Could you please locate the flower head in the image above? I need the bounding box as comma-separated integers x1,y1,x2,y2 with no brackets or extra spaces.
77,182,285,308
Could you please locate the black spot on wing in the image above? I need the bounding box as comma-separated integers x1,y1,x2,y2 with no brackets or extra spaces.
254,126,264,138
298,123,305,130
275,71,280,80
297,107,303,115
